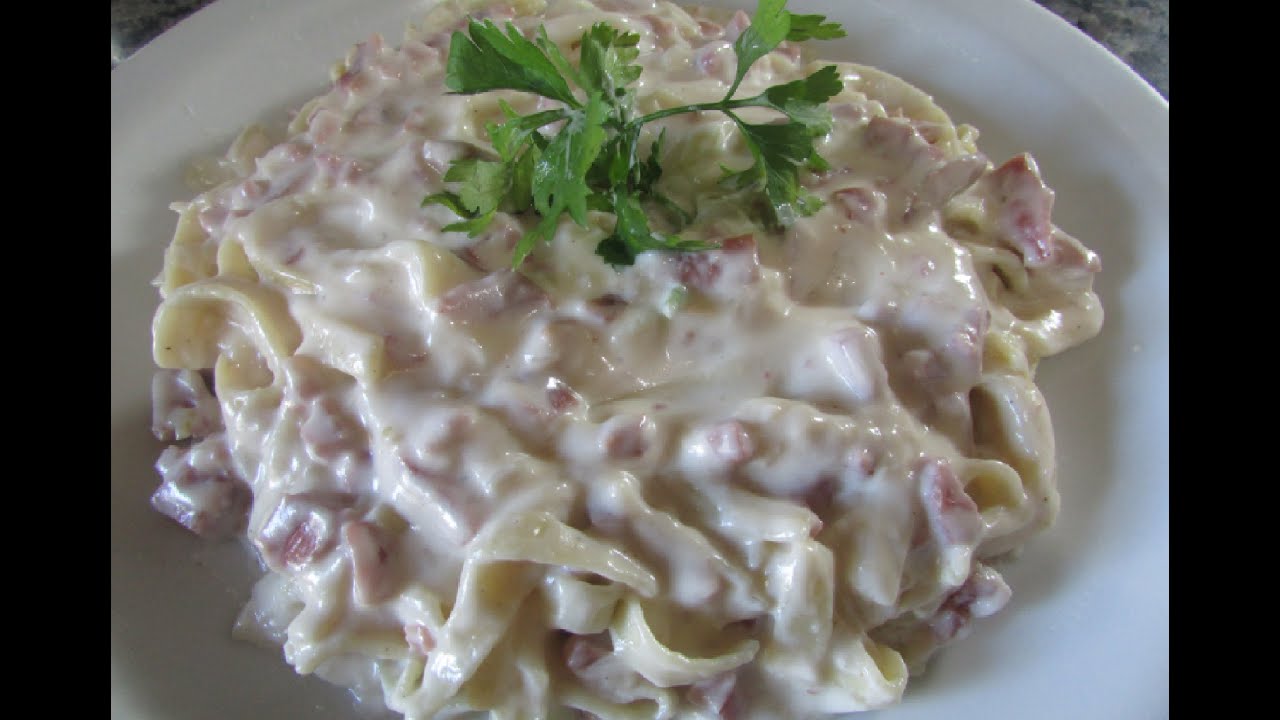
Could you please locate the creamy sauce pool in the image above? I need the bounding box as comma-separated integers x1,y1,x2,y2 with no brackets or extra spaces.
148,1,1103,718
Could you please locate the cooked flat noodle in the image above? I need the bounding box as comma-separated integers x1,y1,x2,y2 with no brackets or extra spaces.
390,560,540,716
146,0,1103,717
543,571,626,634
611,597,760,688
152,276,301,370
471,511,659,597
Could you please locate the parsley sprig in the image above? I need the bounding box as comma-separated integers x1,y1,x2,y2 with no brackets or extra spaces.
423,0,847,268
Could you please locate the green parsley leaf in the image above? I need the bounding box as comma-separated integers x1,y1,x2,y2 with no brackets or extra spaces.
726,0,791,99
487,102,565,161
652,191,693,228
514,91,609,267
421,190,468,216
446,19,580,108
786,13,847,41
534,26,583,89
511,207,563,268
661,285,689,317
636,127,667,193
532,92,609,224
732,117,824,227
509,144,539,212
602,130,637,188
579,23,643,110
422,158,512,234
732,65,843,137
598,192,713,266
446,159,509,209
762,65,843,110
425,0,846,269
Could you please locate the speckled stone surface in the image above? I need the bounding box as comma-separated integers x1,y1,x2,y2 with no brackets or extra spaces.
110,0,1168,100
1035,0,1167,98
110,0,211,65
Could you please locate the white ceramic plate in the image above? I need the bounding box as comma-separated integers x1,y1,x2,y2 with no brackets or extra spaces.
111,1,1169,718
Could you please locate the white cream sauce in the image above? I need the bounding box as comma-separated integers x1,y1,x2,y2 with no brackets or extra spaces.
149,0,1103,717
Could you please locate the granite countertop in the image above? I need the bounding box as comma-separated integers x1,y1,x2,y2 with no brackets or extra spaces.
111,0,1168,100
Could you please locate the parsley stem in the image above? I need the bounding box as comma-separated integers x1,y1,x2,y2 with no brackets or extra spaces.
629,98,757,127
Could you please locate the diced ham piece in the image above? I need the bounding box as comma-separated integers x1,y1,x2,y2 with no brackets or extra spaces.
832,186,883,224
680,419,757,476
674,235,760,300
802,475,837,518
197,203,230,234
151,434,250,540
693,42,733,82
283,244,306,266
337,35,383,90
494,398,554,444
585,293,628,324
848,446,879,478
151,369,222,442
916,458,981,547
901,310,986,395
236,179,268,204
564,632,611,673
400,40,440,72
705,421,755,466
718,234,754,253
928,564,1012,643
646,14,679,47
405,623,435,656
678,253,723,290
912,121,946,145
697,20,724,41
723,9,751,42
985,154,1055,267
907,153,988,221
308,109,344,145
436,270,548,322
1040,230,1103,289
687,672,739,718
475,2,515,20
862,117,944,169
547,378,581,413
255,491,359,571
603,416,652,460
343,520,398,605
1051,231,1102,273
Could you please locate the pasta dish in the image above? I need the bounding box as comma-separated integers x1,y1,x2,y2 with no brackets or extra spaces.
146,0,1103,717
